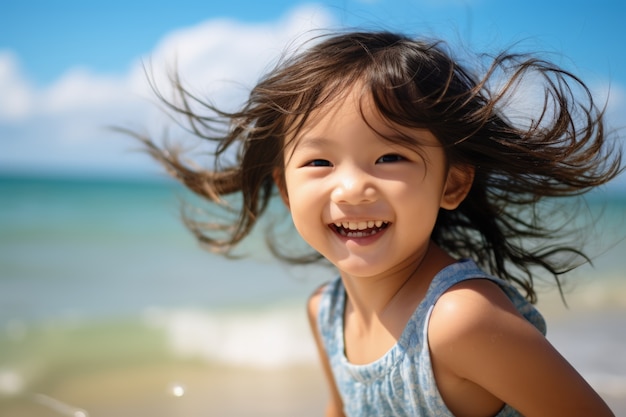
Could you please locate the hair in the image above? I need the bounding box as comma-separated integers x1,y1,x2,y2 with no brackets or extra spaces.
130,31,622,303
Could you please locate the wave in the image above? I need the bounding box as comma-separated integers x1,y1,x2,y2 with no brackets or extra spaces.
143,304,318,368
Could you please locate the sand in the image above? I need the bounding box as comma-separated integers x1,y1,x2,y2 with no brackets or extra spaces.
2,359,623,416
1,288,624,416
0,364,328,417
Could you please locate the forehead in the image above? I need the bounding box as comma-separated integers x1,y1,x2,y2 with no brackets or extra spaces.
284,85,439,152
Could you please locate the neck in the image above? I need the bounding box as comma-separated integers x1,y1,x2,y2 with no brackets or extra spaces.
341,243,454,335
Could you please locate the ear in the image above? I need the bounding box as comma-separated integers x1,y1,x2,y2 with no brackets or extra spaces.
273,168,290,208
440,164,474,210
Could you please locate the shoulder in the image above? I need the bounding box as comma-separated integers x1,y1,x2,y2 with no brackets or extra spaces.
307,279,340,327
429,278,538,353
306,282,328,325
427,280,615,416
307,277,344,325
428,277,549,383
427,279,539,412
431,278,518,319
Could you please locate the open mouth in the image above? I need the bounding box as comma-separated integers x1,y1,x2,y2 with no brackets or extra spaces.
331,220,390,238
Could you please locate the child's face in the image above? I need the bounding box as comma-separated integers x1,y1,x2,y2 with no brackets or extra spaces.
278,87,470,279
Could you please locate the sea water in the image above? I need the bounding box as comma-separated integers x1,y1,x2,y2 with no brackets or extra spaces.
0,174,624,416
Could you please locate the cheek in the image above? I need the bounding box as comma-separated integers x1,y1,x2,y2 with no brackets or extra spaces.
283,177,310,216
284,169,321,201
287,187,321,223
395,178,446,218
288,204,324,252
284,180,327,241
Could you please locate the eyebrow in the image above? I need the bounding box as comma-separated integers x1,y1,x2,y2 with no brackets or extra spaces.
291,136,333,150
288,136,335,156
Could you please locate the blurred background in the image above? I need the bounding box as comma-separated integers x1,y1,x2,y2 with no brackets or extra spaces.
1,1,625,416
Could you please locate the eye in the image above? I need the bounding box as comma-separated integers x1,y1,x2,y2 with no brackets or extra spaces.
376,154,406,164
305,159,333,167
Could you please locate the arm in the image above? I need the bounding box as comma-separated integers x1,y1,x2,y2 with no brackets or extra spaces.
429,279,614,417
307,286,345,417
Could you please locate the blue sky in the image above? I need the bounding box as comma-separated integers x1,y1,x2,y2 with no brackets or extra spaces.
1,0,624,184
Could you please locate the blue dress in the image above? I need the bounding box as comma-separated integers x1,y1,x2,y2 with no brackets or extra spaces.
316,259,546,417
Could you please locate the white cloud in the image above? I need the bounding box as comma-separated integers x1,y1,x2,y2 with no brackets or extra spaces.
40,68,130,115
0,4,623,183
0,5,335,176
140,5,336,111
0,51,34,121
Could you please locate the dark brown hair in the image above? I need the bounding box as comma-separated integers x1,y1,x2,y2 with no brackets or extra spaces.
130,31,622,303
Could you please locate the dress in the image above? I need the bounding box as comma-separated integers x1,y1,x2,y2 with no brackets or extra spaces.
316,259,546,417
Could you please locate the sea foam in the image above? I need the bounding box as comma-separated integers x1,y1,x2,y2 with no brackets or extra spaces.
144,305,318,368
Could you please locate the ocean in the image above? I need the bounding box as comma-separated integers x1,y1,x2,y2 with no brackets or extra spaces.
0,174,625,416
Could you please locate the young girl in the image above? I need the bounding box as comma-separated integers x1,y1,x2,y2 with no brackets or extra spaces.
134,31,621,416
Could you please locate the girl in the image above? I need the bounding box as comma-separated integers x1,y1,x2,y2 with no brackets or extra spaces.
134,31,621,416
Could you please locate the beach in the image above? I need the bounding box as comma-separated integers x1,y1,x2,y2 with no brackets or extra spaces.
0,174,624,416
0,364,328,417
1,305,625,416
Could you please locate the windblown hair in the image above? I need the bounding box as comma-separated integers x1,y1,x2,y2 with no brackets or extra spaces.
132,31,622,303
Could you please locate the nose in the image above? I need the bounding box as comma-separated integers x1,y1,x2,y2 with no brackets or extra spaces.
330,164,377,205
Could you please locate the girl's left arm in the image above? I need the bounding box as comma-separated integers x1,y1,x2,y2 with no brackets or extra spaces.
429,279,615,417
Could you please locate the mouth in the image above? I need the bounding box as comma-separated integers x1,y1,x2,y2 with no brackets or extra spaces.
331,220,390,238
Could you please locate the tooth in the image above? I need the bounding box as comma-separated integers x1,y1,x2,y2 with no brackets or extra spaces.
375,220,383,228
367,221,374,228
342,222,349,229
357,221,367,230
348,222,358,230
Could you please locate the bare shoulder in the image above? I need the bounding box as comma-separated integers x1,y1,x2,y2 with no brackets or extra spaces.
428,279,532,378
428,278,544,374
306,282,328,325
428,278,615,416
429,278,526,342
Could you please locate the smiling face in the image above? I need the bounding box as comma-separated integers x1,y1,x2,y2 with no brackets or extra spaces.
277,86,472,280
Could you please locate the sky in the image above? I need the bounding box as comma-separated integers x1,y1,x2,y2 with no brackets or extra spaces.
1,0,625,185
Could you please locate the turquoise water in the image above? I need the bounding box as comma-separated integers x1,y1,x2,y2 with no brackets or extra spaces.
0,175,331,321
0,174,625,414
2,174,622,319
